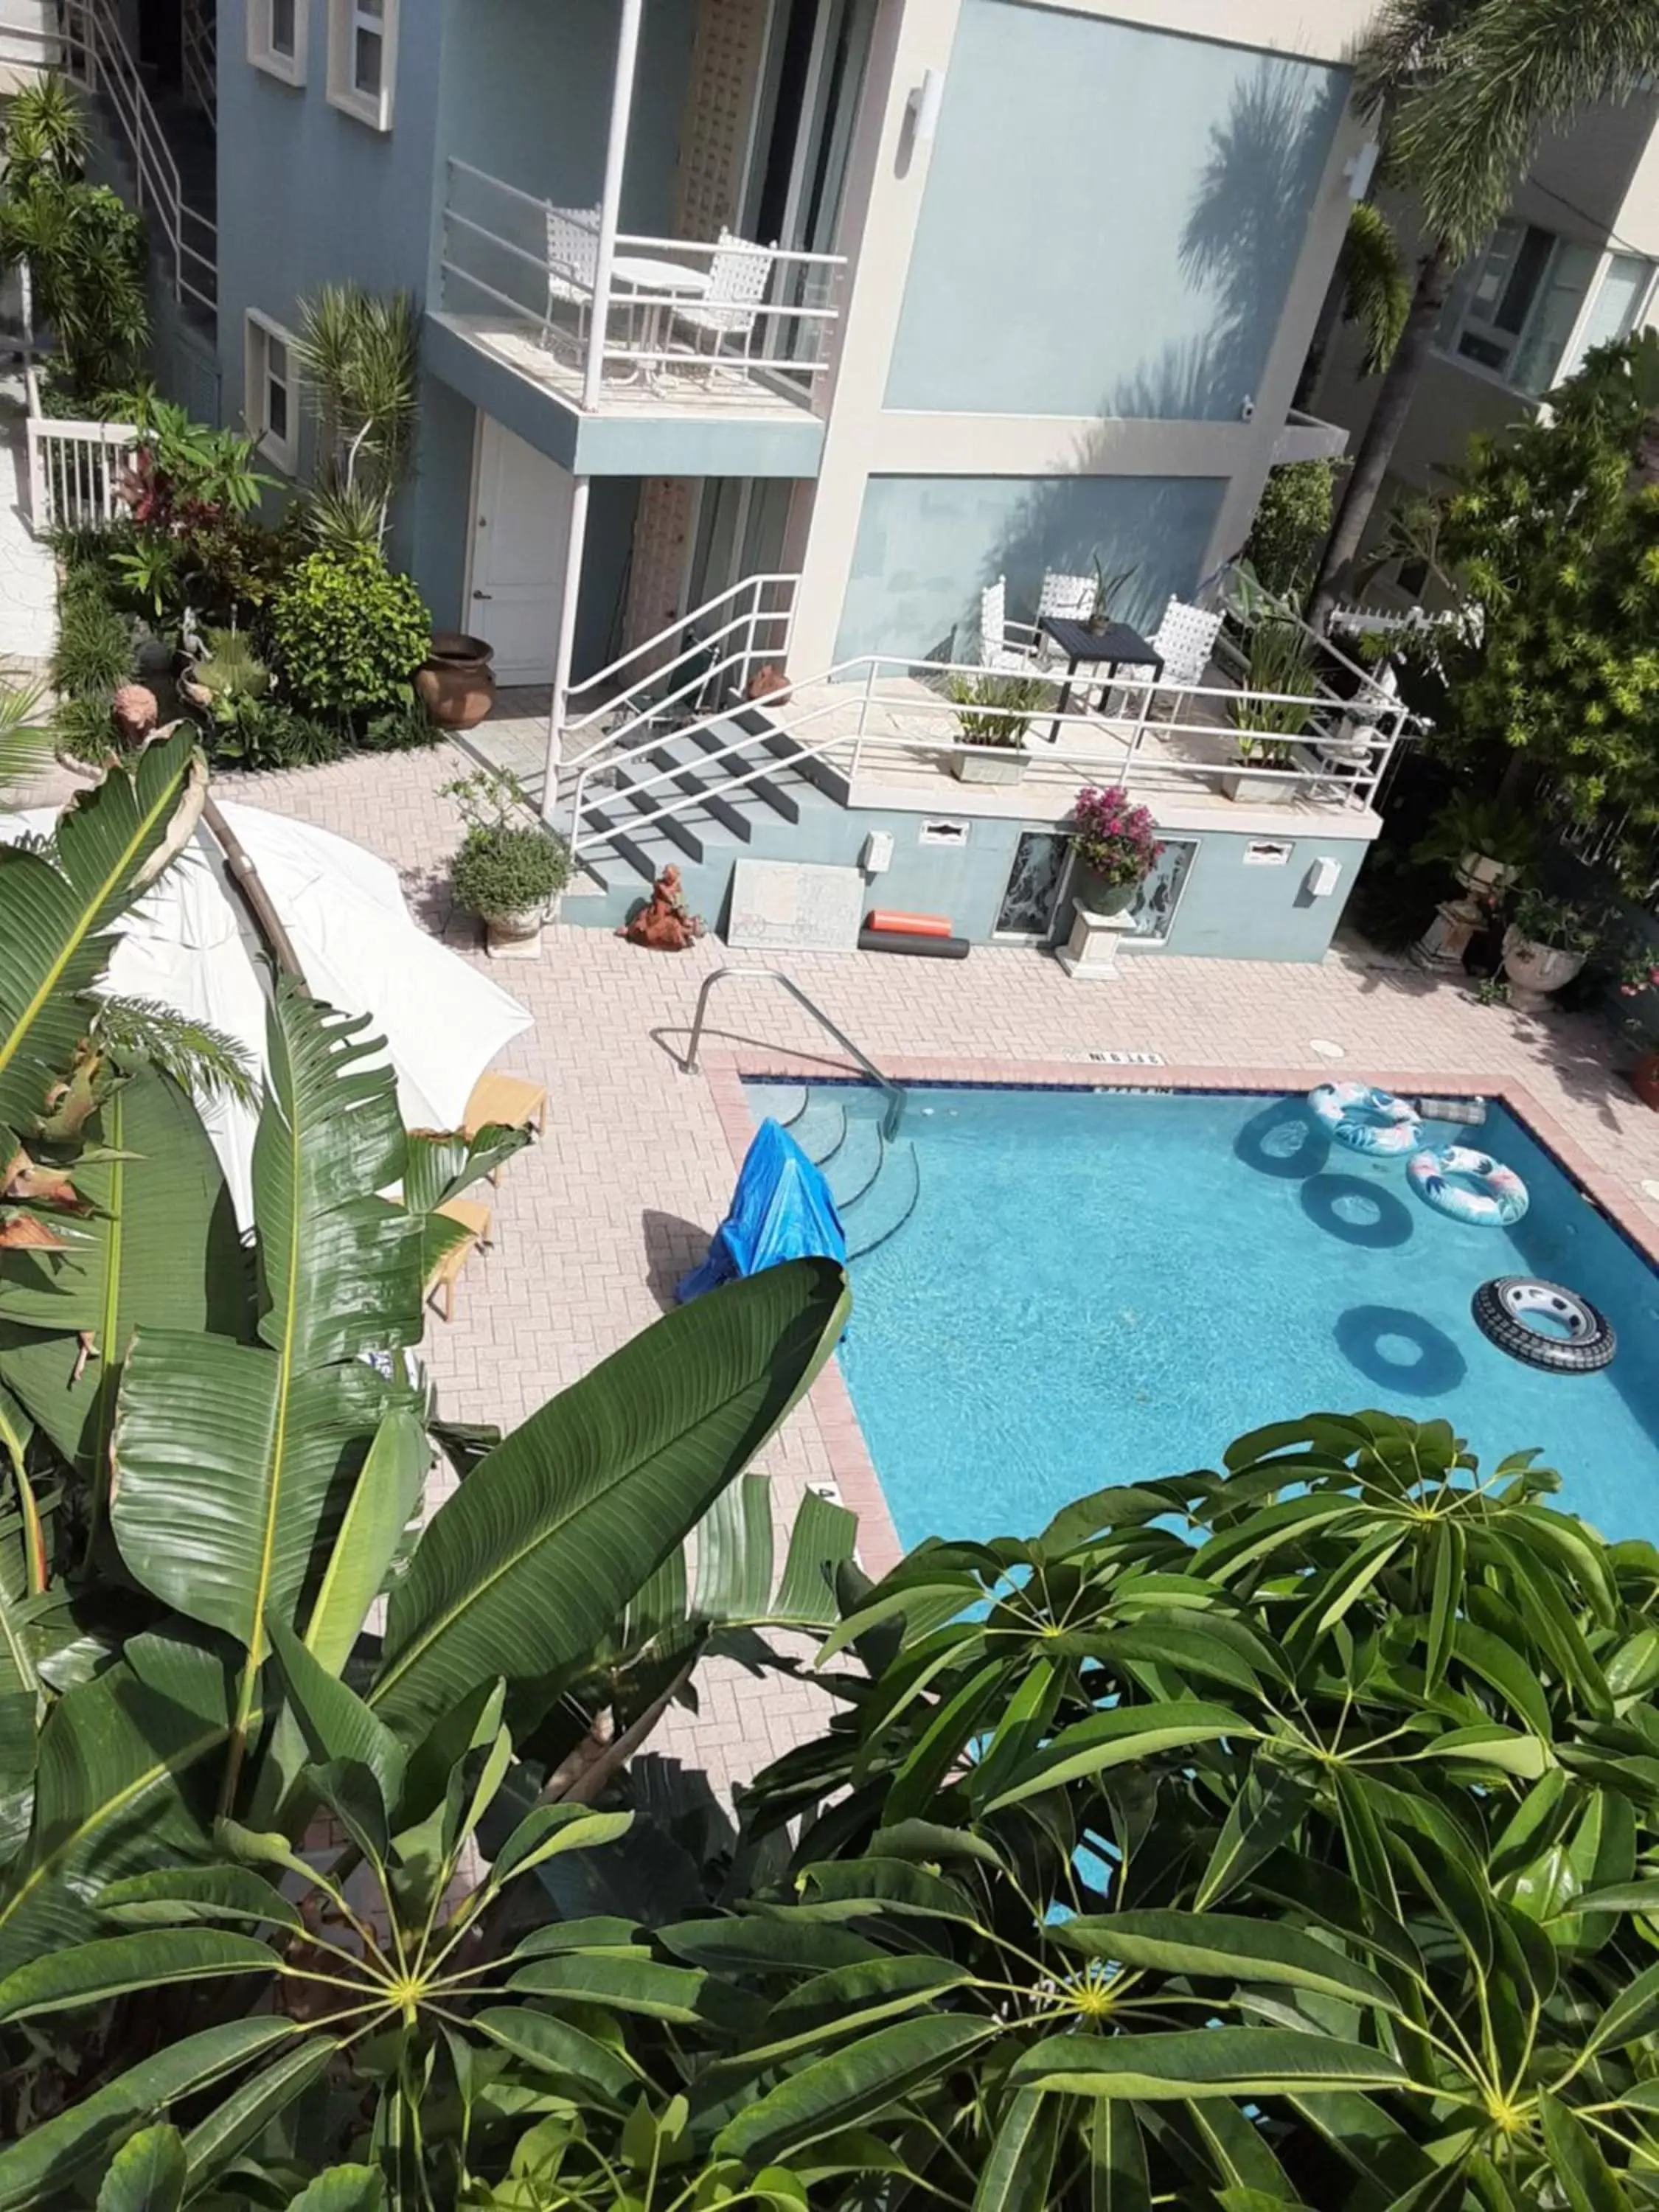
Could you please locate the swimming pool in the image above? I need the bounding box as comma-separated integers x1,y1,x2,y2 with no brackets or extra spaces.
747,1082,1659,1549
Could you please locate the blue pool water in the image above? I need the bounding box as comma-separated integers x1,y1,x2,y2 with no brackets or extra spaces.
747,1083,1659,1548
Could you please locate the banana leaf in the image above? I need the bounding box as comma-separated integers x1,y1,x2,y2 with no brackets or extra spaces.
0,729,204,1158
0,1065,249,1486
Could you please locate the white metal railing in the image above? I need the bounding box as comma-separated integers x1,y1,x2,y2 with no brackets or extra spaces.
53,0,217,318
563,649,1419,863
439,159,845,405
560,574,799,773
24,347,136,529
181,0,215,126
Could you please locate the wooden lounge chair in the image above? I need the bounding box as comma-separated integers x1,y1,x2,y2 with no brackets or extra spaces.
463,1073,546,1182
427,1197,493,1323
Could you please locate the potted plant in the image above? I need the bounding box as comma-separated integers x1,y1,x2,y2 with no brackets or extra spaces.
445,768,574,952
417,630,496,731
1222,617,1319,803
945,670,1048,784
1502,888,1599,1009
1412,792,1538,898
1085,555,1137,636
1629,1025,1659,1110
1068,783,1161,915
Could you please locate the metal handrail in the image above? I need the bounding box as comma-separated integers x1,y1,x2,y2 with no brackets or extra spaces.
684,967,905,1140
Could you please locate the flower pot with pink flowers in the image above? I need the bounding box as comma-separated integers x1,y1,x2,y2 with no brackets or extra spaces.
1068,784,1162,917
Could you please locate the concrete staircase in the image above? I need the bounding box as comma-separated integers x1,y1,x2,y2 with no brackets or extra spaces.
561,701,855,933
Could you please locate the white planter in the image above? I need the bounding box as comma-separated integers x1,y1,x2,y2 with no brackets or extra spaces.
1502,929,1586,1011
479,896,557,960
951,748,1027,787
1457,849,1519,897
1220,767,1301,807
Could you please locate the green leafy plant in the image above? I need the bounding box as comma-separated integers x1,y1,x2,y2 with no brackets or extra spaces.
269,552,431,722
0,174,147,400
49,590,136,701
944,669,1049,749
291,285,420,549
1245,460,1338,600
0,681,52,801
1335,198,1411,375
108,537,184,626
445,771,574,919
107,391,274,530
359,692,439,754
1411,793,1540,880
192,626,270,704
1229,616,1319,762
1512,887,1599,955
196,695,346,773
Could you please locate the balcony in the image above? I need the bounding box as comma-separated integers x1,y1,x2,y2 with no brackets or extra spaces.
1274,407,1350,465
432,159,845,473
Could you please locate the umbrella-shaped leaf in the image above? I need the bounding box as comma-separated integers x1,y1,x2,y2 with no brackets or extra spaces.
0,1630,237,1978
369,1257,849,1735
0,2016,300,2212
1054,1910,1397,2010
1088,2101,1150,2212
507,1950,712,2023
94,2124,185,2212
471,2007,640,2106
0,1067,248,1486
1009,2028,1413,2099
1540,2093,1627,2212
0,728,204,1155
720,1956,975,2076
714,2015,998,2166
284,2168,386,2212
180,2036,335,2195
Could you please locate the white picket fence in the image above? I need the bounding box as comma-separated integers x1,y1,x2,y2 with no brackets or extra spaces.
24,410,137,533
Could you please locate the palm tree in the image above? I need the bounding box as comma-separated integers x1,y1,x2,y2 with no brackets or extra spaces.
1309,0,1659,627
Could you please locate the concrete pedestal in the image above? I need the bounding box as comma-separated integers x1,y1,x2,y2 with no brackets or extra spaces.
1412,897,1481,975
1056,904,1137,980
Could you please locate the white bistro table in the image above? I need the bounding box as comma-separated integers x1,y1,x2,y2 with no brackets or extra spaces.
608,255,709,386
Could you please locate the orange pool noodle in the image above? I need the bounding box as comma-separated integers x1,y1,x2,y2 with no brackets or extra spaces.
866,910,953,938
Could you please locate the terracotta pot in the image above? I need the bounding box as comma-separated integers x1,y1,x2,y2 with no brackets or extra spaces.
417,633,496,732
1632,1051,1659,1112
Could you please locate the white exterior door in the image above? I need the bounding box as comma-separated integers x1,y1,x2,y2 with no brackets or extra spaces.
467,417,573,686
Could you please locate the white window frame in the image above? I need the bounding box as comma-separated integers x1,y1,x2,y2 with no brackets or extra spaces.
245,310,299,476
1439,222,1658,400
247,0,306,86
327,0,396,130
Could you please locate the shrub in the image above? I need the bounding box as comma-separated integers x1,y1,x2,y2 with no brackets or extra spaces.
50,588,136,698
1245,458,1337,600
268,549,431,719
198,694,346,772
446,765,573,915
945,668,1051,748
360,692,441,752
49,690,115,765
1070,782,1161,885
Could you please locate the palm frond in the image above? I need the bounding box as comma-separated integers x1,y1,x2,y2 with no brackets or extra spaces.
1391,0,1659,253
1339,203,1412,375
1354,0,1479,113
88,995,258,1107
0,681,52,801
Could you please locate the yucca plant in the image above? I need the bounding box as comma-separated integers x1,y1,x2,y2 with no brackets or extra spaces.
292,286,420,549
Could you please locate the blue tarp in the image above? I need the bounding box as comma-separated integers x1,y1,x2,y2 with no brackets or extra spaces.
675,1118,846,1302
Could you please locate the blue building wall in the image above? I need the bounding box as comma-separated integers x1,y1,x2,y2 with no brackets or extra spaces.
834,472,1228,664
886,1,1349,419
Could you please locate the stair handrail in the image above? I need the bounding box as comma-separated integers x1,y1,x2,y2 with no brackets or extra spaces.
69,0,217,316
682,966,905,1140
567,572,799,732
180,0,215,125
560,595,796,774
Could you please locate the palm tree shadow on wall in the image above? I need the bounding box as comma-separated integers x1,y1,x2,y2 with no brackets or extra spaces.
975,58,1346,645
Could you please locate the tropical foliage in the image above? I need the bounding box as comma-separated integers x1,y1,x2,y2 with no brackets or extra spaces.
0,743,854,2200
291,285,420,557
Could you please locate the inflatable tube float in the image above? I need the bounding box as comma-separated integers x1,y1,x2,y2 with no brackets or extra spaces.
1472,1276,1615,1372
1407,1146,1528,1226
866,910,953,938
1307,1082,1423,1156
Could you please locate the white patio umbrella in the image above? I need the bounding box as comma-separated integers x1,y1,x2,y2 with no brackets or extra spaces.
1,799,535,1224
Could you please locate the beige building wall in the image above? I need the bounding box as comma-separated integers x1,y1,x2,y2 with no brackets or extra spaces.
782,0,1388,669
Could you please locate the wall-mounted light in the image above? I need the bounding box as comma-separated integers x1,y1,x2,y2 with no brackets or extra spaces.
1344,139,1381,201
907,68,945,147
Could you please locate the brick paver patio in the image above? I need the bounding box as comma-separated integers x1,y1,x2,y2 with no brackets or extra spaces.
175,745,1659,1792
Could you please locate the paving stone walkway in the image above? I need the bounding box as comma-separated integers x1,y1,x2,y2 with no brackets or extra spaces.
206,742,1659,1798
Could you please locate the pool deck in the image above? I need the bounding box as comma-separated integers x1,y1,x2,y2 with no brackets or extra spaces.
35,742,1659,1798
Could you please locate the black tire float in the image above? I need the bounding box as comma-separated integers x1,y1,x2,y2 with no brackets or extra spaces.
1470,1277,1616,1374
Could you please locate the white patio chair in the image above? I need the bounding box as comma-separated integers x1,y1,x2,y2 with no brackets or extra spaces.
1031,569,1096,671
673,231,775,382
1144,597,1225,723
541,203,599,357
974,577,1040,673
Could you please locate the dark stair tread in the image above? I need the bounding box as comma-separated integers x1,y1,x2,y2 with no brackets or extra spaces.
684,724,799,824
609,763,705,863
644,745,754,841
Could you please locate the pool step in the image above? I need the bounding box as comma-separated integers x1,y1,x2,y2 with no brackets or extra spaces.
790,1093,848,1169
847,1141,921,1260
826,1113,886,1211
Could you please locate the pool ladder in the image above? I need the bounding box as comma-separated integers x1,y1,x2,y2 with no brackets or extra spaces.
682,966,905,1141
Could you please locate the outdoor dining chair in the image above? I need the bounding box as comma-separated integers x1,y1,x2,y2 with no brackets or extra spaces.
672,231,775,382
427,1197,493,1323
1141,597,1225,723
975,577,1044,673
542,203,600,357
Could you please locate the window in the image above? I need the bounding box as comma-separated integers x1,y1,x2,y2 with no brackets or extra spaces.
248,0,305,85
1441,223,1655,399
245,312,297,474
327,0,395,128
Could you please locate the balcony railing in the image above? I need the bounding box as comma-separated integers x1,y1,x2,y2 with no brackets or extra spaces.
439,159,846,411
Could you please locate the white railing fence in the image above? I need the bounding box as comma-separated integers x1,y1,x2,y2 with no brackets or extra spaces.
563,647,1419,864
26,408,137,530
559,572,799,772
440,159,844,403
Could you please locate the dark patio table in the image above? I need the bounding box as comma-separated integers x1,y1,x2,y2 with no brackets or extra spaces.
1037,615,1164,742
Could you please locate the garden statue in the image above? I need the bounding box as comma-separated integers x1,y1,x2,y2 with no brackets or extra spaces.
619,865,705,952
